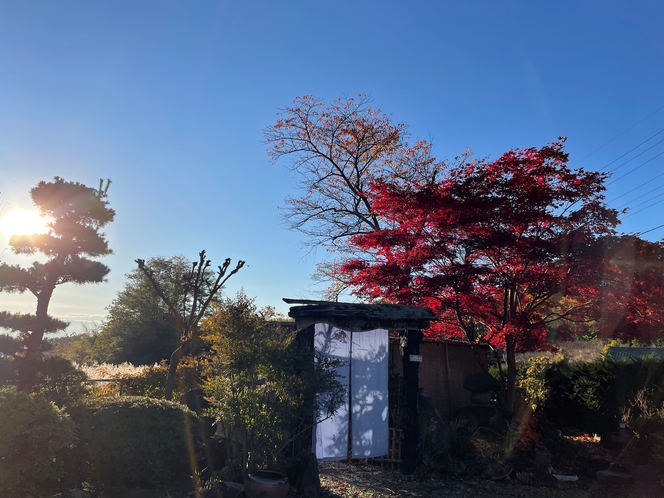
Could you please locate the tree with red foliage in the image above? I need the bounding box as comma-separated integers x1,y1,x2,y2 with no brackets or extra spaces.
341,140,620,410
597,235,664,342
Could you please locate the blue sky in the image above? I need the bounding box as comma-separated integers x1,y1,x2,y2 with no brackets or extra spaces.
1,0,663,333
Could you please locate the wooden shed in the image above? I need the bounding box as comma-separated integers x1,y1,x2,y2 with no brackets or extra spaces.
285,298,436,473
390,338,489,419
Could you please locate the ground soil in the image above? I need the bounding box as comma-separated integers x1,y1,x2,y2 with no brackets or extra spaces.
317,460,663,498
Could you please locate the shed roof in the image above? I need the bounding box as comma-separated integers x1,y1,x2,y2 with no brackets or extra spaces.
606,347,664,361
284,298,436,331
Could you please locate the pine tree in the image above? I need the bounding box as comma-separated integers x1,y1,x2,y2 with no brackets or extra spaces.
0,177,114,392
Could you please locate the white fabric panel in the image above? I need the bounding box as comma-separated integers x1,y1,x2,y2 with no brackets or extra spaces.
312,323,350,461
351,328,389,458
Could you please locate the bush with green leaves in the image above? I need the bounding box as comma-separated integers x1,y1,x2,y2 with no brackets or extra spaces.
68,396,202,494
1,354,90,408
518,355,664,434
0,387,76,497
0,354,16,385
33,356,91,407
201,292,345,474
517,354,565,412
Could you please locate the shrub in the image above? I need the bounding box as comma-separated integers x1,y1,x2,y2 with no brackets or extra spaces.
0,387,76,497
0,355,17,386
201,293,345,473
517,354,565,412
518,355,664,434
68,396,202,494
33,356,91,407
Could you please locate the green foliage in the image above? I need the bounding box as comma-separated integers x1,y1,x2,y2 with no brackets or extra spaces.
0,387,76,497
57,329,100,364
33,356,90,407
0,354,17,385
1,355,89,407
67,396,201,494
89,256,194,365
201,292,344,472
517,354,565,411
518,354,664,434
202,293,301,470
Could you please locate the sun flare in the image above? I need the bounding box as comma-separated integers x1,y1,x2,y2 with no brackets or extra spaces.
0,209,49,237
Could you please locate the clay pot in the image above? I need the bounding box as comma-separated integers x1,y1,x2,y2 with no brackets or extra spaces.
244,470,290,498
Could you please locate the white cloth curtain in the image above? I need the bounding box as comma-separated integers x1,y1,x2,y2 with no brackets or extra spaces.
313,323,350,461
351,327,389,458
313,323,389,461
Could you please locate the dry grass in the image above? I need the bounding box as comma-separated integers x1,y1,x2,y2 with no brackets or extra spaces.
516,340,607,366
78,362,155,380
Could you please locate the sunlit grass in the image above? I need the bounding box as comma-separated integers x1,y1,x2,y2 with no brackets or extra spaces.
78,362,155,380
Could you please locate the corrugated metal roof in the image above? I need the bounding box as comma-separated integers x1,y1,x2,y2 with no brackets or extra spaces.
606,347,664,361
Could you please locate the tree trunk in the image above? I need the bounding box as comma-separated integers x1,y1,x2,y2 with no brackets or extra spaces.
164,338,190,401
19,332,43,393
504,337,517,413
401,329,422,474
19,290,53,393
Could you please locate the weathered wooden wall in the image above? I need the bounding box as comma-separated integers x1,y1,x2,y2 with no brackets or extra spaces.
390,340,488,419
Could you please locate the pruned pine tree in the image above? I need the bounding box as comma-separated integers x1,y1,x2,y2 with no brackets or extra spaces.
0,177,114,392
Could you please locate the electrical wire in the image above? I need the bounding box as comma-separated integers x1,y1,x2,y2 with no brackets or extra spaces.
622,190,664,211
622,197,664,218
637,223,664,236
571,105,664,166
606,150,664,186
607,171,664,202
616,183,664,210
606,136,664,174
604,129,664,173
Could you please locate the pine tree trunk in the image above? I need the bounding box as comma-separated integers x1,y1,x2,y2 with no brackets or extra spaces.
19,290,53,393
19,333,42,393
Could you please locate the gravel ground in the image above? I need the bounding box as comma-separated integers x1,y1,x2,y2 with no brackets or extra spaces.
317,461,663,498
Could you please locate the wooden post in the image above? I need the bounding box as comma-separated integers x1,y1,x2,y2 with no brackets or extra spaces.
401,329,422,474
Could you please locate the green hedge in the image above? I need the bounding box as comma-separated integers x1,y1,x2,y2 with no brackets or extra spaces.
0,388,76,497
68,396,202,494
520,356,664,434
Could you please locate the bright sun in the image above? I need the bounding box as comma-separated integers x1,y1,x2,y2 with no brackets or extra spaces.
0,209,49,237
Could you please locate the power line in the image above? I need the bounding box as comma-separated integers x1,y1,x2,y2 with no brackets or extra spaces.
572,105,664,166
623,197,664,218
616,183,664,210
606,135,664,174
622,190,664,211
606,150,664,186
604,128,664,173
607,171,664,202
637,223,664,236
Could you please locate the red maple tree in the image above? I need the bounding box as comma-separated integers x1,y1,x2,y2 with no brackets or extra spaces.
341,140,620,410
596,235,664,342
